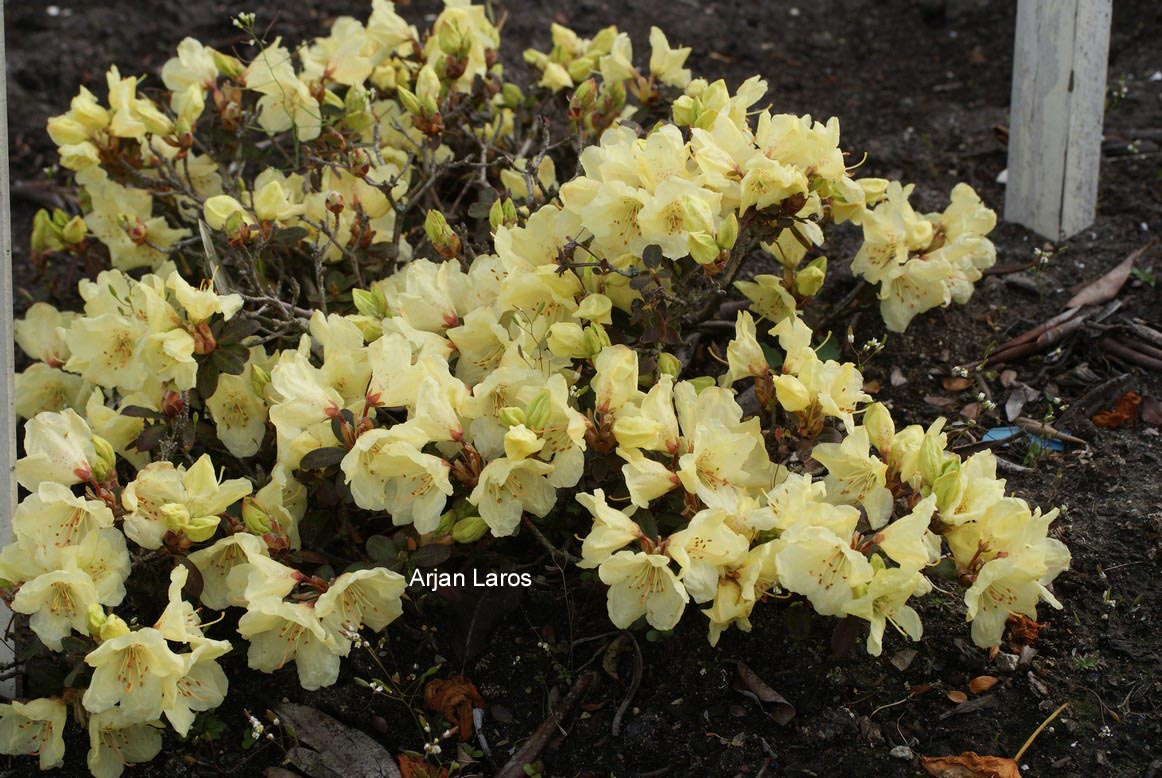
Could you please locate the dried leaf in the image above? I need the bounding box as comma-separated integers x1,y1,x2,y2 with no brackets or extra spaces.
1066,240,1153,308
1091,391,1141,428
863,379,882,394
947,690,968,704
999,370,1019,388
891,648,917,672
602,634,631,681
398,754,448,778
925,395,958,408
727,660,796,725
942,376,973,392
1006,614,1047,647
423,676,485,741
1143,395,1162,426
276,703,401,778
968,676,998,694
890,367,908,386
922,752,1020,778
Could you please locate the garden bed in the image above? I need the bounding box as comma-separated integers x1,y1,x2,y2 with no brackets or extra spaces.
4,0,1162,775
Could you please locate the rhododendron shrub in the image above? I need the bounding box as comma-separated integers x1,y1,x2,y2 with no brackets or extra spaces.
3,1,1068,773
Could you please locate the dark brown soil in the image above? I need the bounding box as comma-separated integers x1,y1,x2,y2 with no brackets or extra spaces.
5,1,1162,776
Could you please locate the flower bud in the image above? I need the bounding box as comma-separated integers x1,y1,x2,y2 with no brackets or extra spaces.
671,95,701,126
184,514,222,543
859,178,890,207
242,497,272,535
688,231,721,265
31,210,63,254
498,406,526,428
503,424,544,460
210,49,245,80
567,57,597,84
795,265,825,297
681,195,715,234
325,191,345,215
203,195,249,231
524,389,552,431
657,352,681,378
250,363,271,396
687,376,717,394
88,604,129,641
397,87,423,116
415,66,442,103
424,209,461,259
584,324,611,354
91,434,117,483
352,288,386,319
576,293,612,325
451,515,489,543
547,322,589,359
863,402,895,456
46,115,88,146
612,416,660,449
716,212,739,251
501,82,524,108
932,461,962,513
437,22,465,56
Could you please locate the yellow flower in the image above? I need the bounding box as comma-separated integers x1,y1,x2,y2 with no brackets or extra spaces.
238,597,341,690
598,550,688,630
648,27,691,88
15,409,99,492
575,489,642,568
0,698,68,770
86,708,163,778
316,568,406,633
83,628,185,720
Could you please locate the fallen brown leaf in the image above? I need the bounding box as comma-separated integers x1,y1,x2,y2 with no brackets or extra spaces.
1143,395,1162,426
423,676,485,741
925,395,958,408
947,690,968,704
1066,240,1154,308
727,660,796,725
1007,614,1047,647
968,676,998,694
942,376,974,392
863,379,882,394
398,754,448,778
1092,390,1141,428
922,752,1020,778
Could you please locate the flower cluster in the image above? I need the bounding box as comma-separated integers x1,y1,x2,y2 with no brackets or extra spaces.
4,2,1058,774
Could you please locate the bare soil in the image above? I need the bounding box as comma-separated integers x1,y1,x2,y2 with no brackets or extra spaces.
5,0,1162,776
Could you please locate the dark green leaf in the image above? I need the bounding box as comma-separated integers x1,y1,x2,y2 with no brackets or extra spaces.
213,343,249,376
119,405,164,420
411,544,452,567
366,535,396,563
197,358,222,399
217,316,261,344
299,447,347,470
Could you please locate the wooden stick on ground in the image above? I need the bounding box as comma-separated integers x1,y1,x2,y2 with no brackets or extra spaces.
496,671,596,778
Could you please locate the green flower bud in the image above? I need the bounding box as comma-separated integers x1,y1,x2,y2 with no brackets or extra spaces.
91,434,117,483
567,57,597,83
451,515,489,544
498,406,526,428
353,288,387,319
501,82,524,108
210,49,245,79
524,389,552,431
671,95,701,126
688,376,716,394
437,21,464,56
397,86,423,116
688,231,721,265
863,402,895,456
932,461,962,513
242,497,272,535
184,515,222,543
250,363,271,396
583,324,610,355
547,322,589,359
657,352,681,378
31,210,63,254
795,265,825,297
717,212,739,251
424,209,461,259
435,509,457,536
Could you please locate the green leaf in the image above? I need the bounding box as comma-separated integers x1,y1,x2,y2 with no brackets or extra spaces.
410,544,451,567
299,447,347,470
366,535,397,563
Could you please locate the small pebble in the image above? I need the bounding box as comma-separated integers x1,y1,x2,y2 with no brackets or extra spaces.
890,745,914,760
